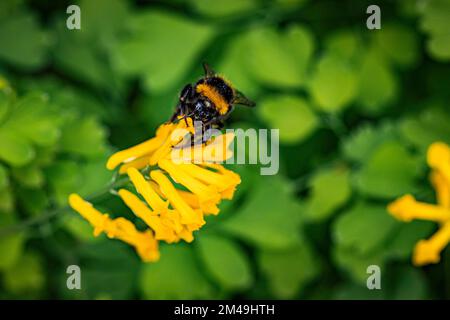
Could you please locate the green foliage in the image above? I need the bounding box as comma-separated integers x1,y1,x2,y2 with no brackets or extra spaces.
140,244,214,299
244,25,315,88
3,251,45,297
191,0,259,18
305,166,351,221
197,233,253,291
221,175,303,249
258,95,318,144
353,141,420,198
0,10,50,69
0,0,449,300
309,53,358,112
113,10,214,92
418,0,450,60
258,242,319,298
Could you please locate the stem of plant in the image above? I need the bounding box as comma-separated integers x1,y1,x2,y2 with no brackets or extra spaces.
0,176,131,238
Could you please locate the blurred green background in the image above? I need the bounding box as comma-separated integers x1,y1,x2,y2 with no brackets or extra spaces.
0,0,450,299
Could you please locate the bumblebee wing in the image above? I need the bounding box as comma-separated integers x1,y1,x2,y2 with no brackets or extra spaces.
202,62,216,77
233,90,256,107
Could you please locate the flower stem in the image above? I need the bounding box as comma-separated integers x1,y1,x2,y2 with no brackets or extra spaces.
0,176,130,238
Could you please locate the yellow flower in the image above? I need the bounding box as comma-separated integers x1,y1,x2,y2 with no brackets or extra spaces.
68,118,240,262
68,194,159,262
387,141,450,266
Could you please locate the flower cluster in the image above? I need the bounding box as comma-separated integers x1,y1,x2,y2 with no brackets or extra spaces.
388,142,450,266
68,119,240,262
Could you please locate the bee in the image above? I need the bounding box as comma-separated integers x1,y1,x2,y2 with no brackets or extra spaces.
170,63,255,131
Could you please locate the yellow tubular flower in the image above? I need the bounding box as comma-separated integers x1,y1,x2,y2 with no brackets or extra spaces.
117,189,177,243
126,167,169,213
150,169,205,227
68,194,159,262
106,123,174,170
118,156,151,174
388,141,450,266
158,159,221,214
388,194,450,223
427,142,450,182
430,170,450,207
413,222,450,266
68,117,240,262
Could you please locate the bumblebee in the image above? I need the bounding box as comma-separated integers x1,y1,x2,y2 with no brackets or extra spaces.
170,63,255,130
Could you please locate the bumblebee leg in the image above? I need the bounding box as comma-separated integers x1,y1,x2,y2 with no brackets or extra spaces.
170,103,182,122
180,84,195,103
216,121,224,130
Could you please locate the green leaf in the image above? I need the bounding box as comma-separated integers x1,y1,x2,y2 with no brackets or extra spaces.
353,140,420,198
2,92,61,147
76,158,112,197
385,221,435,260
420,0,450,34
3,251,45,296
80,241,139,299
59,115,108,158
258,95,318,144
326,30,362,60
16,187,49,216
221,175,303,249
374,24,419,68
333,245,386,283
244,25,314,88
0,214,25,271
285,25,315,79
0,130,35,166
427,34,450,61
274,0,308,9
0,163,8,189
333,283,384,299
342,121,397,163
79,0,130,46
333,202,398,256
45,160,82,205
63,215,99,242
0,11,50,69
197,233,253,291
258,242,319,298
218,34,260,97
0,233,25,271
390,267,428,300
113,10,214,92
140,244,214,299
419,0,450,61
309,53,357,112
400,107,450,152
12,165,44,188
0,83,14,123
191,0,259,18
356,50,397,114
53,29,117,90
0,187,14,213
305,166,351,222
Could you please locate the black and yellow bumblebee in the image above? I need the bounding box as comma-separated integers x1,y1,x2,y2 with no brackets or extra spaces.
170,63,255,130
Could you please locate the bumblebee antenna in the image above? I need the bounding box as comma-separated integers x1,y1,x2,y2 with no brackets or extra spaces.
202,62,215,77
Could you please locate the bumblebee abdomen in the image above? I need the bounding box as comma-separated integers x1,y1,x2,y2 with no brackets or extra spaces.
205,77,234,103
195,76,234,115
